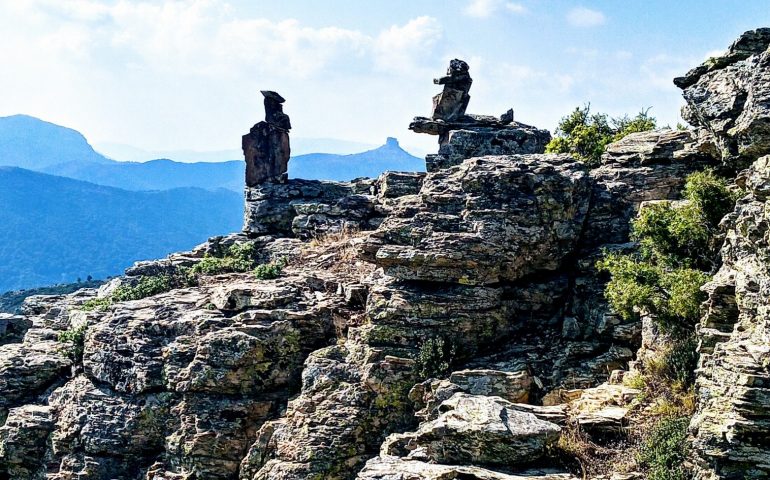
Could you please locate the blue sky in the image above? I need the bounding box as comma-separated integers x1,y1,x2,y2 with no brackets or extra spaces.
1,0,768,157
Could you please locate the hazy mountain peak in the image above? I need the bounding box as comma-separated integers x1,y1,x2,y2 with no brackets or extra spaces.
0,114,110,169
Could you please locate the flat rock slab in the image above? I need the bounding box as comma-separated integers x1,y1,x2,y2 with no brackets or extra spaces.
382,393,561,467
357,455,577,479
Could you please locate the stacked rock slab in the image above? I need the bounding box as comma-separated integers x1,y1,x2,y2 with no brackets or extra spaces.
675,28,770,170
673,29,770,480
410,60,551,172
244,91,292,186
690,157,770,479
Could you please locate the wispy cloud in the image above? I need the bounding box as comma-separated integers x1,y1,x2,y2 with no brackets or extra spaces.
464,0,527,18
566,7,606,27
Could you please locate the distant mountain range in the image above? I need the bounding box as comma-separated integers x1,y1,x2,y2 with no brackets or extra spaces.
0,167,242,292
288,137,424,180
95,137,378,162
0,115,111,169
0,114,425,292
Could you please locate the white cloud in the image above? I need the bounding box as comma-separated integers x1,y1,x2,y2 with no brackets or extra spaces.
464,0,527,18
505,3,527,14
374,16,443,72
0,0,450,151
566,7,606,27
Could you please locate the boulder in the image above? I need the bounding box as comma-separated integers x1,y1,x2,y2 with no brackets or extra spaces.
381,393,561,467
357,456,578,480
676,28,770,168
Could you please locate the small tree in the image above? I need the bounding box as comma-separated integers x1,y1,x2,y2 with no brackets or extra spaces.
546,105,657,167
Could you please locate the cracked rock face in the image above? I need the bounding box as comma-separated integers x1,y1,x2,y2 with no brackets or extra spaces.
676,28,770,168
362,154,591,285
380,393,561,467
691,155,770,479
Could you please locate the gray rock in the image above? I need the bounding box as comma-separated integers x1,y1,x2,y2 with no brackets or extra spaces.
381,393,561,467
357,456,577,480
244,91,291,186
378,171,425,199
0,314,31,345
676,28,770,168
243,178,383,238
431,59,472,121
448,369,532,403
690,155,770,479
362,154,591,285
0,405,53,480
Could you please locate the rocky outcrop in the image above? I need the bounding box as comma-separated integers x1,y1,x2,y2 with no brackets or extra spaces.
675,28,770,169
410,115,551,172
361,154,590,285
1,41,743,480
244,91,292,186
690,155,770,479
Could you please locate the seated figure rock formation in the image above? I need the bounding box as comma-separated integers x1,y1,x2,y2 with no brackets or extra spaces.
243,90,291,186
410,60,551,171
432,59,472,121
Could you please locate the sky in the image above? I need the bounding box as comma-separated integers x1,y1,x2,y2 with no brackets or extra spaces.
1,0,768,157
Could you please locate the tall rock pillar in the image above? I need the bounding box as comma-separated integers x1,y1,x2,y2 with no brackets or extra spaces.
243,90,291,186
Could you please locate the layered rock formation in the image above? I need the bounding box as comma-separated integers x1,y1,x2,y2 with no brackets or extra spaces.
675,28,770,170
690,156,770,479
244,91,292,186
6,32,770,480
672,29,770,480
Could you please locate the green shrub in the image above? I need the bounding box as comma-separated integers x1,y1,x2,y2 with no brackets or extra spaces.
546,105,657,167
599,171,735,335
682,170,737,227
112,275,173,302
633,202,712,270
81,297,112,312
637,416,691,480
254,257,288,280
598,252,708,334
190,242,259,276
612,108,657,141
58,324,87,361
415,337,457,379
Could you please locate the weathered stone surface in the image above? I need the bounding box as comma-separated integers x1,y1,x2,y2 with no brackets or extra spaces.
357,456,577,480
244,178,382,237
378,171,425,199
381,393,560,467
0,313,31,345
0,341,71,409
431,59,472,121
244,91,291,186
676,28,770,168
424,122,552,172
0,405,54,480
448,369,532,403
84,276,338,396
690,155,770,479
362,154,590,285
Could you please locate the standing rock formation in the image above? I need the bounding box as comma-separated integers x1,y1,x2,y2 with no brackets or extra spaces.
243,91,291,186
410,60,551,172
431,59,473,121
